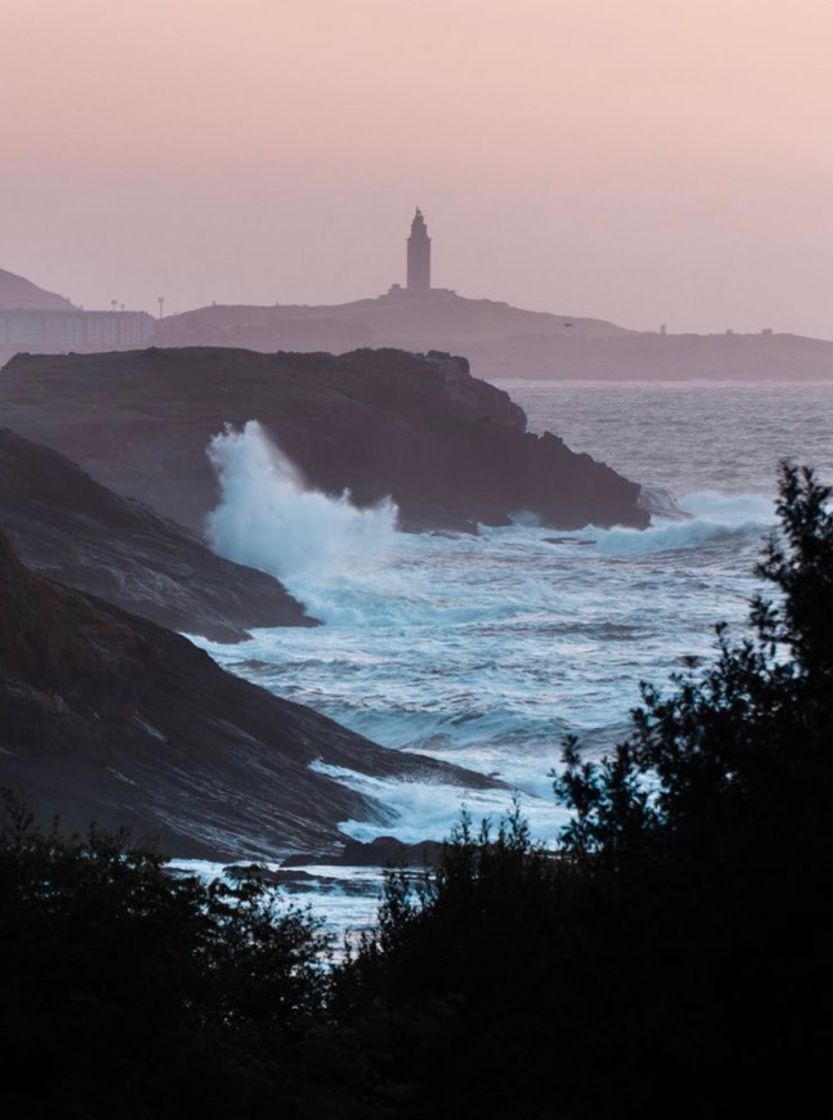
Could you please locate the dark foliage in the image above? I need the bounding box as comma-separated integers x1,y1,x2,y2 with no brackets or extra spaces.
336,462,833,1116
0,799,337,1119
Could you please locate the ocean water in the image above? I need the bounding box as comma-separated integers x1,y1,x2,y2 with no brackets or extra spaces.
187,380,833,939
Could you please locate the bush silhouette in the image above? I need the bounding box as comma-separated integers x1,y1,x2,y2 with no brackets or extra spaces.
339,462,833,1116
0,798,331,1118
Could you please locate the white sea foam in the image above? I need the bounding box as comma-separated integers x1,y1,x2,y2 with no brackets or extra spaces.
546,489,775,558
309,762,571,847
679,490,774,523
588,514,768,557
206,420,398,583
200,404,809,845
169,858,386,947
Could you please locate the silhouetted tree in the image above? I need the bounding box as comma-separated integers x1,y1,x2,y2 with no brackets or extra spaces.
339,461,833,1117
556,461,833,867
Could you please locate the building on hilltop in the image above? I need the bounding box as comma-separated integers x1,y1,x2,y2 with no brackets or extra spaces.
0,265,155,367
407,207,431,291
0,308,155,368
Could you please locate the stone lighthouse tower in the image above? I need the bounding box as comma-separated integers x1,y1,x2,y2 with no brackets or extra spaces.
406,207,431,291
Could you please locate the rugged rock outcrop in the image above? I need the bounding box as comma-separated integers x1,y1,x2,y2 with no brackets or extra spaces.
281,835,444,868
0,534,494,860
0,346,647,532
0,428,314,642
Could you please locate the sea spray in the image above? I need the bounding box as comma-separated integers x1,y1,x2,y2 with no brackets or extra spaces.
200,410,785,856
583,490,774,557
206,421,399,585
190,382,833,943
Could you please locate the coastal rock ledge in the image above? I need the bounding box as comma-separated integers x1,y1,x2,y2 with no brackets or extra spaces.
0,347,648,533
0,533,495,860
0,427,315,642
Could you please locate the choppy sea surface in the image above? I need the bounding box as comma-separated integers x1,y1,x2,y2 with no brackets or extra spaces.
178,380,833,939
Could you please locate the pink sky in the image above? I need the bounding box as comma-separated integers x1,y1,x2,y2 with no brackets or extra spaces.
2,0,832,336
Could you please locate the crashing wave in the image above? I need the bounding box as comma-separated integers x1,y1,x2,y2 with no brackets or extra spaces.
206,421,398,583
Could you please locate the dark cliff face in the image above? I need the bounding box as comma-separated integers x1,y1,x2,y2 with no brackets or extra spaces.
0,534,494,860
0,427,315,642
0,347,647,533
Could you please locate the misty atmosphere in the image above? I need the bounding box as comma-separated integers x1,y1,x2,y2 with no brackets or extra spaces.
1,2,831,1117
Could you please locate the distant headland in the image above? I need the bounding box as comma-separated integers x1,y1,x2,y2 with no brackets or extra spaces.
149,210,833,381
3,212,832,380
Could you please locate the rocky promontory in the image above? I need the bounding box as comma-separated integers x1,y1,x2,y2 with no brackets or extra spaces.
0,428,314,642
0,534,495,860
0,347,648,532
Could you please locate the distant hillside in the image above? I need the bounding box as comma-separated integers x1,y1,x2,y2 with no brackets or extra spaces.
476,329,833,381
152,290,629,356
0,267,73,311
151,291,833,380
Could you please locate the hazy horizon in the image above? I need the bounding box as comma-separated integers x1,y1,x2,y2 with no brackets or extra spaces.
2,0,831,337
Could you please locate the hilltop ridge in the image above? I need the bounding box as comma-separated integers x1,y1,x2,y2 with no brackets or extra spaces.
4,265,829,380
152,289,629,356
0,267,73,311
149,291,833,381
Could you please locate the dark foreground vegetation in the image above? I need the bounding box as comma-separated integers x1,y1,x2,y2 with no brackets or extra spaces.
1,462,830,1118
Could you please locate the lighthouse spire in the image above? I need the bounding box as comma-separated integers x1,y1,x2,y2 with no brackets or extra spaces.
406,207,431,291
